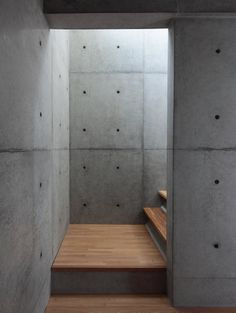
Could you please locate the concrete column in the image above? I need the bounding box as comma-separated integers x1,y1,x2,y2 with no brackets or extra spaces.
168,17,236,307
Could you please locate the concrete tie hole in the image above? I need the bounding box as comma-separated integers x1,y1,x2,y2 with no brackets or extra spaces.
215,179,220,185
215,48,221,54
116,204,120,208
83,45,86,49
40,112,42,118
40,182,42,188
213,243,220,249
83,128,87,132
117,90,120,94
83,90,87,94
83,203,87,207
215,114,220,120
116,129,120,132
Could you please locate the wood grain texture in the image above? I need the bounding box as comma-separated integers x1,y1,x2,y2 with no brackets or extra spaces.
52,224,166,271
45,295,236,313
159,190,167,200
144,208,167,241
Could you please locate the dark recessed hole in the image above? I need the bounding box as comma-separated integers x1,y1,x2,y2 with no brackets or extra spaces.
215,114,220,120
83,203,87,207
83,128,87,132
215,179,220,185
213,243,220,249
83,166,86,170
116,129,120,132
40,182,42,188
116,204,120,207
83,90,87,94
40,112,42,117
40,251,43,258
215,49,221,54
117,45,120,49
39,40,42,47
116,166,120,170
83,45,86,49
117,90,120,94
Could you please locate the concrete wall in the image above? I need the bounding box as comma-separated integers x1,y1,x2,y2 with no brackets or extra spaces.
69,30,168,224
168,18,236,307
0,1,69,312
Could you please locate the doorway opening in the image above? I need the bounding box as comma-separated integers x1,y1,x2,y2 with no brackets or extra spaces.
52,28,169,294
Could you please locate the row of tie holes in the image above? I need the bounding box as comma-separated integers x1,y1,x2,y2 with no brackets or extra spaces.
213,47,221,252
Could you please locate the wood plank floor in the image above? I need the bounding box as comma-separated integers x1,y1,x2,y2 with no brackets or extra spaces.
144,208,167,241
45,295,236,313
52,224,166,271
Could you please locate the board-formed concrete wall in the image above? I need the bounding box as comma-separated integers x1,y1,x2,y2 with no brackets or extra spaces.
168,17,236,307
0,2,69,312
69,30,168,224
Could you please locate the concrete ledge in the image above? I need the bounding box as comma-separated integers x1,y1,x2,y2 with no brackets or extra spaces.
46,13,174,29
44,0,177,14
44,0,236,15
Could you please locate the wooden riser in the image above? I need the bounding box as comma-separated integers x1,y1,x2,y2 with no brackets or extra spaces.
51,271,166,294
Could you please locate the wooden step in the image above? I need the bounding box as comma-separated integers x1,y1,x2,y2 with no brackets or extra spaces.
51,224,167,294
144,208,167,241
52,224,166,271
45,295,236,313
159,190,167,200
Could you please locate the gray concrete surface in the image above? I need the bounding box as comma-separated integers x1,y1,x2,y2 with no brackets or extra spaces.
69,30,168,223
51,30,70,259
44,0,177,14
168,18,236,307
0,2,69,312
70,150,143,223
46,13,174,29
44,0,236,14
44,1,236,29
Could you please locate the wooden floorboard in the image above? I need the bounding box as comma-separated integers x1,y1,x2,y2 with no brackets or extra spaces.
52,224,166,271
159,190,167,200
144,208,167,241
45,295,236,313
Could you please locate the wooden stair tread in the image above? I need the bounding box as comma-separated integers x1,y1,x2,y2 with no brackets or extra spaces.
144,207,167,241
45,295,236,313
52,224,166,271
159,190,167,200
